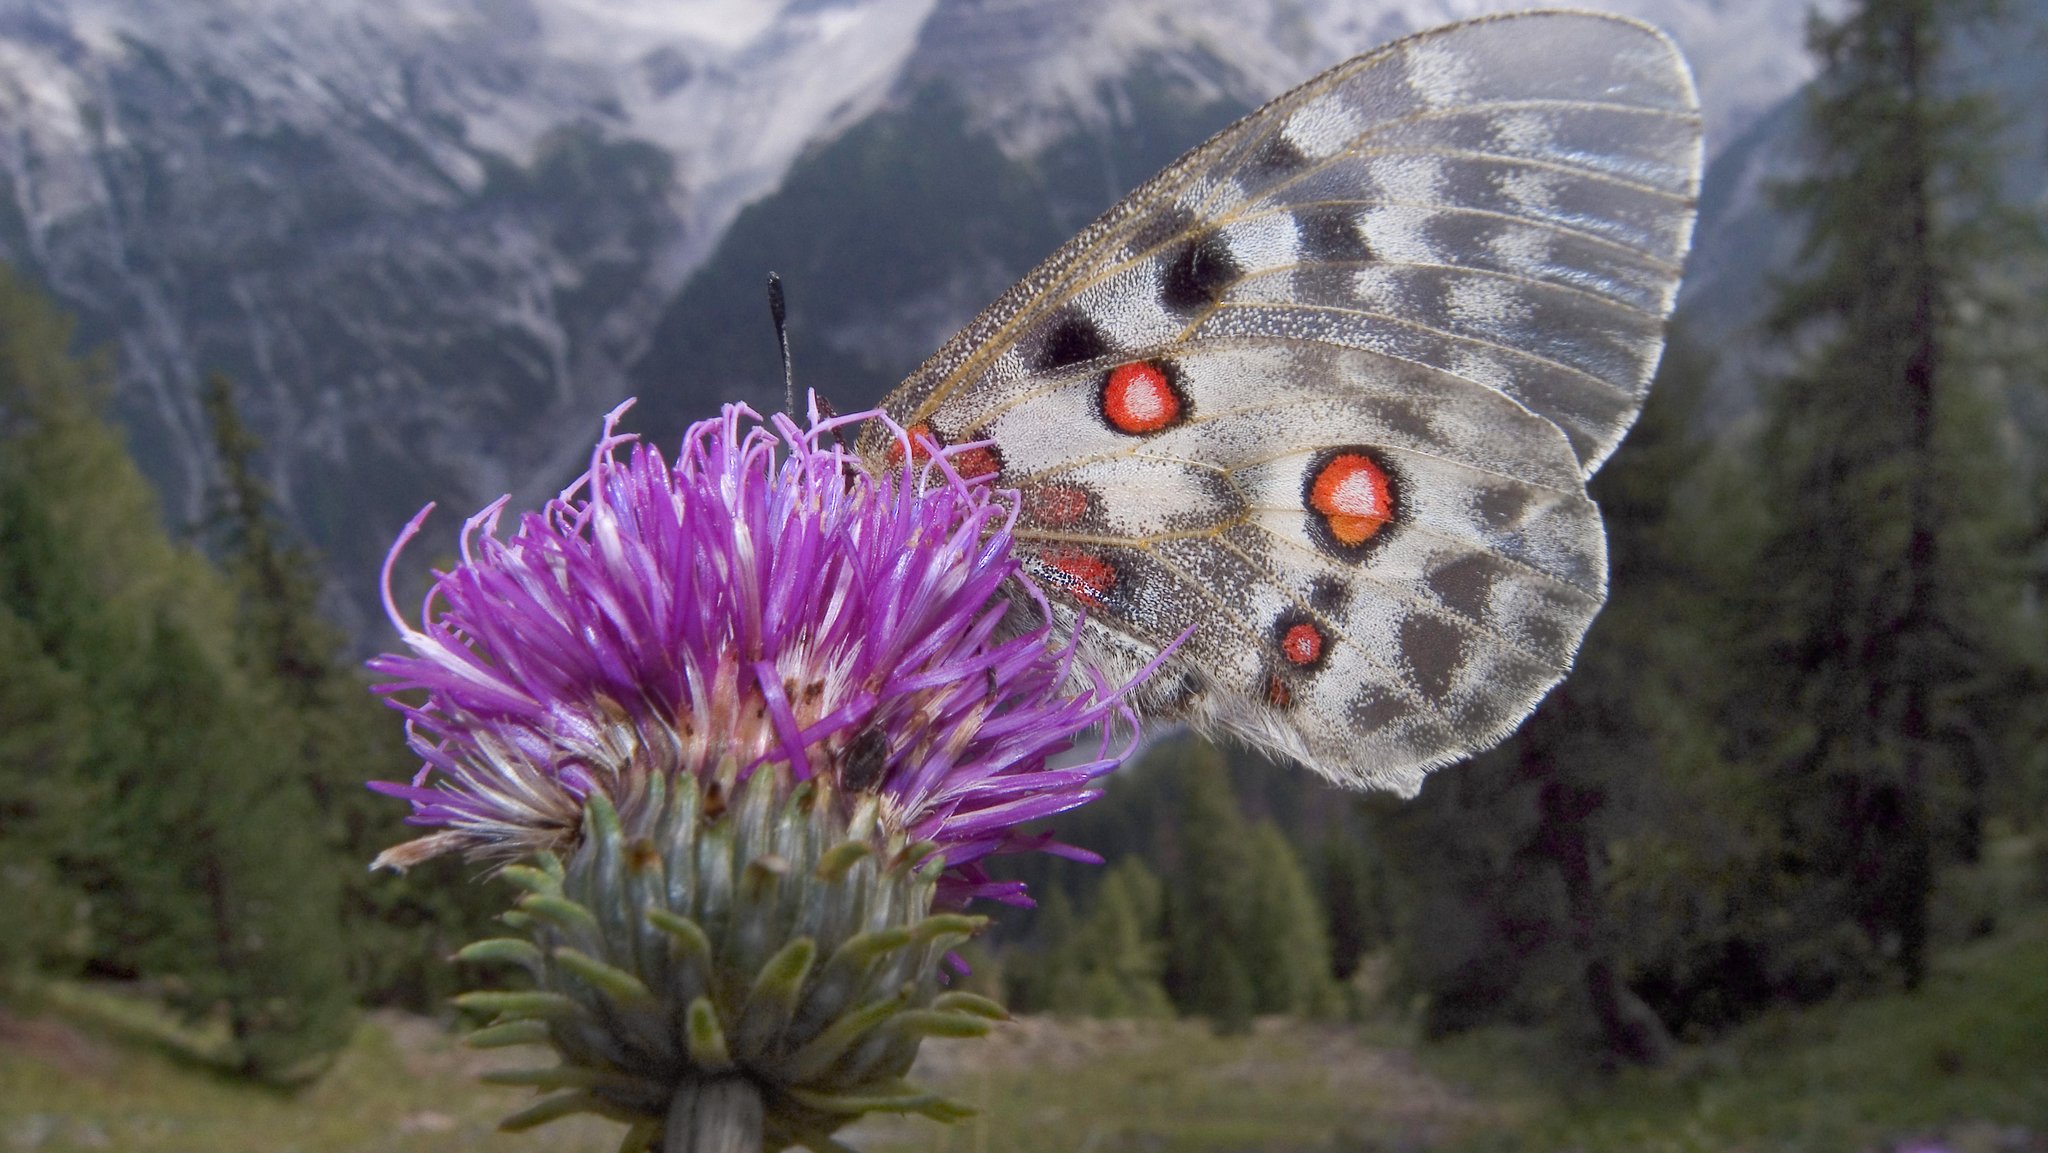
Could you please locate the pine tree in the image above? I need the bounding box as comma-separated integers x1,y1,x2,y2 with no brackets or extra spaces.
0,265,148,988
112,608,356,1079
1206,948,1257,1037
1243,821,1335,1016
1372,744,1557,1038
199,371,499,1009
1046,857,1174,1019
0,610,93,982
1004,885,1077,1014
1159,742,1263,1030
0,266,353,1077
1316,823,1389,983
201,372,337,711
1508,341,1732,1062
1750,0,2033,988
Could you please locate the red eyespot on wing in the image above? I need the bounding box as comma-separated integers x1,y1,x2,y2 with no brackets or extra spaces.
1100,361,1186,434
886,422,939,470
1281,621,1325,666
1308,451,1394,547
1023,483,1092,528
1034,548,1118,609
952,444,1002,480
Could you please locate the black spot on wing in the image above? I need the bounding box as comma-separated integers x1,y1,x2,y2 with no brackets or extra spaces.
1309,575,1348,613
1126,204,1197,256
1160,230,1244,315
1473,484,1534,531
1359,393,1437,447
1243,133,1311,183
1296,204,1374,263
1517,601,1574,664
1424,554,1500,622
1351,689,1418,736
1399,614,1467,701
1031,309,1114,372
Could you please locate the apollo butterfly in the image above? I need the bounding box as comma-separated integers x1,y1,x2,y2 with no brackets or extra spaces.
852,10,1703,793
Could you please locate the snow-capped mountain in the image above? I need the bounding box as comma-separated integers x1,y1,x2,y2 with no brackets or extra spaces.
0,0,1836,640
0,0,937,640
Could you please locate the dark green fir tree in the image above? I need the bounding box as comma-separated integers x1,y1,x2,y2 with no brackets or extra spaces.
1149,741,1330,1029
1243,821,1335,1016
1045,856,1175,1019
200,372,498,1008
112,608,356,1080
1747,0,2036,989
0,610,93,983
1159,741,1264,1032
0,266,352,1078
1315,816,1391,984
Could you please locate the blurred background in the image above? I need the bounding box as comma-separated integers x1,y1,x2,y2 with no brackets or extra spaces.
1,0,2045,1150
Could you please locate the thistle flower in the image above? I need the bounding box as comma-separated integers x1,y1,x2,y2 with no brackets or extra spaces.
368,401,1148,1150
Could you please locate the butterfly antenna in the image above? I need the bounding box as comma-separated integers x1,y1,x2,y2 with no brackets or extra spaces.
767,272,796,416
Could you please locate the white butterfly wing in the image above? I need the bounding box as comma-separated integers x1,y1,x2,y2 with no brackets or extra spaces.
859,10,1703,791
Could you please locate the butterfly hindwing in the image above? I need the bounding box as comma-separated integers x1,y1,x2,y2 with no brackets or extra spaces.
964,339,1603,789
859,11,1703,791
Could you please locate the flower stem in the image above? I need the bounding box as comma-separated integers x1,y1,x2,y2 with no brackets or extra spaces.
665,1077,763,1153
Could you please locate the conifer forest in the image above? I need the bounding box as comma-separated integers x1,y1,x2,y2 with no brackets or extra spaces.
2,1,2046,1150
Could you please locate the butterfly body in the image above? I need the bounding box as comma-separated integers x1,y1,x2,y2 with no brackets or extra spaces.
855,10,1703,792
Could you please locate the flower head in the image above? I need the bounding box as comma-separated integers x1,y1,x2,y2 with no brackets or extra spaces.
369,400,1137,905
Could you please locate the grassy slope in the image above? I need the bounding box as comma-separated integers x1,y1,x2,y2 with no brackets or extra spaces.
3,909,2042,1153
863,907,2047,1153
848,1016,1509,1153
0,1006,620,1153
1427,907,2048,1153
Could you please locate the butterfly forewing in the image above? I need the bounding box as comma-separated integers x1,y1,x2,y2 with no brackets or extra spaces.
860,10,1702,791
